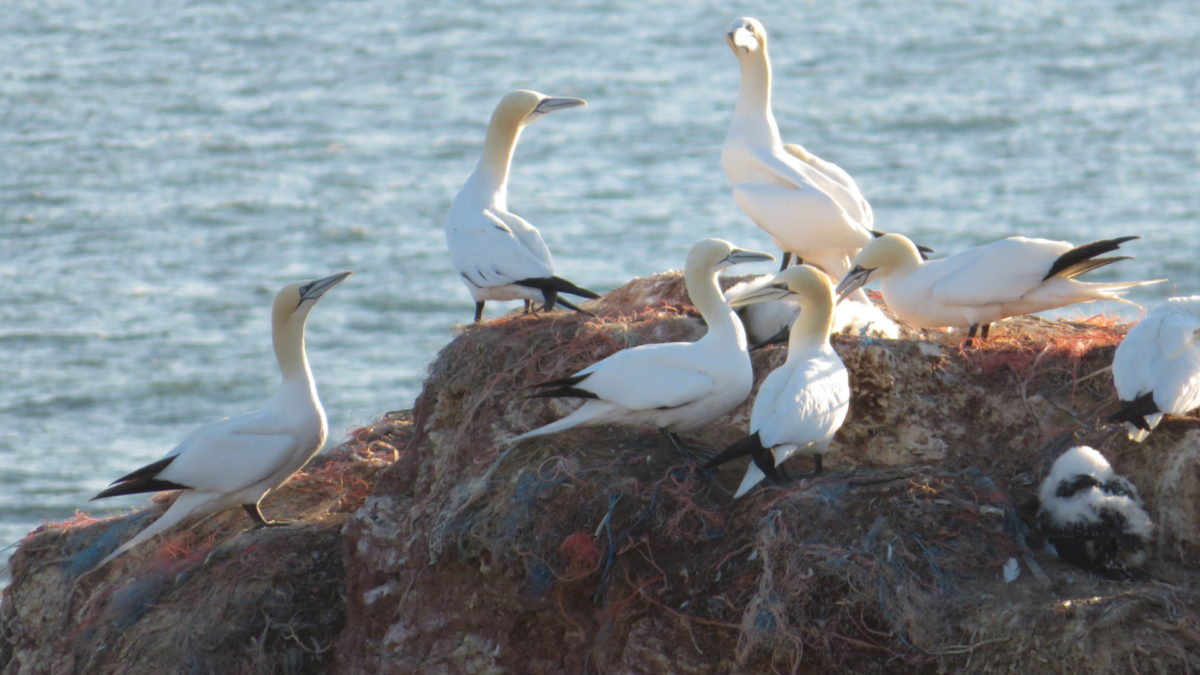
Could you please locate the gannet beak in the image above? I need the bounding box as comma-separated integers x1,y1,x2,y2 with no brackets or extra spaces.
532,96,587,117
729,281,791,308
722,248,776,267
835,265,872,303
727,25,759,53
300,270,353,302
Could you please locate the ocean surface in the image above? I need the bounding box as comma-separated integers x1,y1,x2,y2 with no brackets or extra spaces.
1,1,1195,571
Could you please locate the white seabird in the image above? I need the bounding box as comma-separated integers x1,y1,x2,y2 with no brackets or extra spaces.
446,89,598,323
726,273,900,348
720,17,875,296
1109,295,1200,441
511,238,774,456
91,271,351,567
836,233,1164,340
705,265,851,498
1037,445,1153,578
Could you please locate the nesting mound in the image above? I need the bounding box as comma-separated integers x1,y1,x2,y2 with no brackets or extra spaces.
335,273,1200,672
5,272,1200,673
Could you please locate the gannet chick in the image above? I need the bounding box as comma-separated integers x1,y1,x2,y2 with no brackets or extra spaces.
726,274,900,348
512,239,774,456
836,233,1163,340
90,271,351,567
446,89,598,322
1037,446,1153,578
720,17,874,296
705,265,850,497
1109,296,1200,441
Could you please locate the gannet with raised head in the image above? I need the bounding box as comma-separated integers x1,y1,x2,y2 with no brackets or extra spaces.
1109,295,1200,441
721,17,874,293
705,265,850,497
511,239,774,456
836,233,1163,340
1037,445,1153,578
91,271,351,567
446,89,598,322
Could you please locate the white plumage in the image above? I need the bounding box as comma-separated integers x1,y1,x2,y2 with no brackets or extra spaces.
1037,445,1153,577
836,233,1163,339
512,239,774,452
721,17,874,296
91,271,351,567
446,89,597,322
726,274,900,347
1110,295,1200,441
705,265,850,498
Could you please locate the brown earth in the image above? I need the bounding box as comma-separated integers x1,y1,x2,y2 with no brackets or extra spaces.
3,271,1199,674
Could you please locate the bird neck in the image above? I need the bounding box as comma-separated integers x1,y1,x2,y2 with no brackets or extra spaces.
273,314,316,389
733,50,781,146
788,291,835,353
471,115,524,206
689,269,746,348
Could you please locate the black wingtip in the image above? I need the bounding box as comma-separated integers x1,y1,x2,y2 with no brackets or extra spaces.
1107,392,1158,431
1043,236,1140,281
704,432,764,471
515,276,601,300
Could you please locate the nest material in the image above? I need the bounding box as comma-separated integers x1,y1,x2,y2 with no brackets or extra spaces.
6,272,1200,674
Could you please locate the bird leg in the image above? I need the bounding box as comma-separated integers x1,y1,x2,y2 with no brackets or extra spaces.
778,252,793,271
981,323,991,340
243,503,289,528
663,430,716,464
522,299,533,314
474,302,485,323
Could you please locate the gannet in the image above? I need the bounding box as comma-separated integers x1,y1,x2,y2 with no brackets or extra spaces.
705,265,850,497
836,233,1163,339
1109,296,1200,441
446,89,599,322
90,271,351,567
511,239,774,456
726,274,900,347
720,17,874,294
1037,445,1153,578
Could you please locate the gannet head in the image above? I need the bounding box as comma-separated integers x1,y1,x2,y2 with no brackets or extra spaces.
730,264,833,308
688,238,775,275
835,233,920,302
726,17,766,55
493,90,586,130
273,270,353,326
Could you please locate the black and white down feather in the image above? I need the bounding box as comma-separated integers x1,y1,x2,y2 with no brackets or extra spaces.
1036,446,1153,578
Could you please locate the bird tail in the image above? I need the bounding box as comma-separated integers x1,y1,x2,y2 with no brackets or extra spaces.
507,400,610,446
1077,278,1167,303
94,491,215,569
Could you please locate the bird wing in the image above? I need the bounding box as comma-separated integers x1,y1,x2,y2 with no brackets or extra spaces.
1112,311,1164,400
751,355,850,449
929,237,1072,307
157,428,300,494
1152,313,1200,414
574,343,717,411
447,208,555,288
782,143,874,230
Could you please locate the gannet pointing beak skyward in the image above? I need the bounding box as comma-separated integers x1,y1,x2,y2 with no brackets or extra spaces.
720,16,883,302
445,89,598,323
90,271,351,568
835,233,1163,340
512,239,773,459
706,265,851,497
